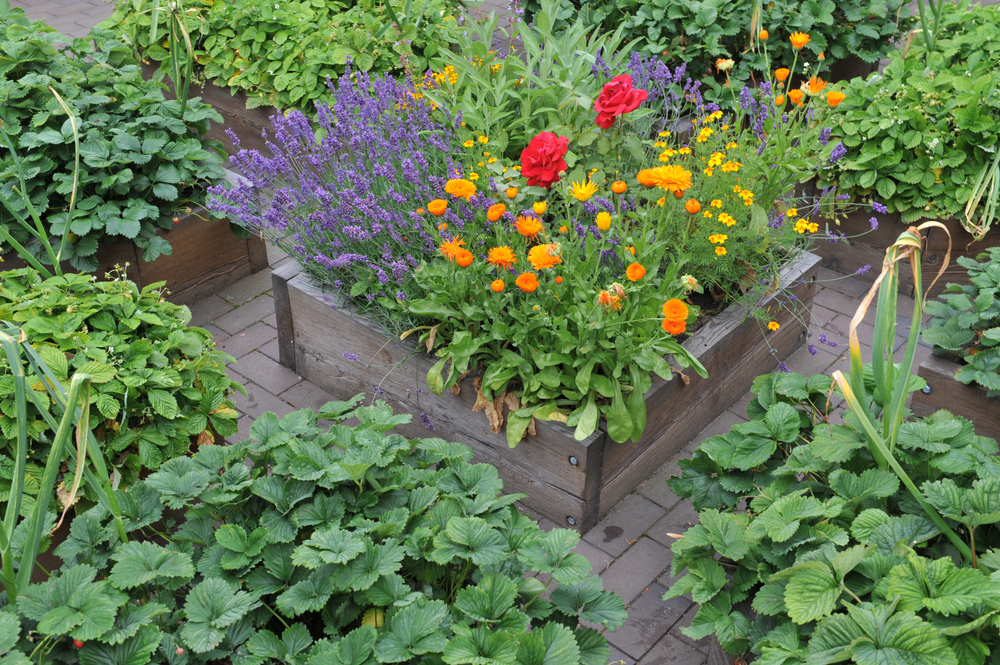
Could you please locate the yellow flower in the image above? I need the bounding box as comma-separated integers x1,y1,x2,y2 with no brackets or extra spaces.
710,199,723,208
679,147,692,155
533,201,547,215
767,321,780,331
732,185,742,193
528,243,563,270
703,168,714,177
657,197,666,207
478,161,485,167
708,234,728,244
477,135,489,144
696,127,714,143
715,246,727,256
703,211,713,218
659,151,671,163
636,165,693,193
595,212,612,231
720,161,741,173
488,157,497,164
484,151,491,157
654,141,667,148
468,172,479,181
445,178,477,200
789,32,810,49
658,131,671,137
570,179,599,201
718,213,736,227
726,142,738,149
786,208,798,217
463,140,475,148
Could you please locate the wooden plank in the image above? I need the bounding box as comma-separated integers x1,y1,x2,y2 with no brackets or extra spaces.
286,272,606,530
598,253,821,513
272,261,300,371
810,208,915,295
922,217,1000,298
911,354,1000,442
138,210,256,306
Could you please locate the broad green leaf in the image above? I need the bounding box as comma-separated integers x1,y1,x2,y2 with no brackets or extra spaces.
513,622,579,665
110,542,194,589
336,540,406,591
444,626,519,665
180,578,260,653
782,562,840,624
517,529,591,585
292,526,365,568
374,601,449,662
700,510,750,561
454,574,520,623
78,625,161,665
430,517,507,567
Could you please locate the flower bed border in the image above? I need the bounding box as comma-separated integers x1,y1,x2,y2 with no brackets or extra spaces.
4,206,267,305
808,206,1000,298
271,252,820,531
910,353,1000,442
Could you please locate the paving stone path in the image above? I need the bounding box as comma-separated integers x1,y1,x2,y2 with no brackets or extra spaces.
11,1,937,661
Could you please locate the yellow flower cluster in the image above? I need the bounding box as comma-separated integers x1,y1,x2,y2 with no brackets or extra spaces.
720,161,742,173
710,199,723,208
704,110,724,123
718,213,736,227
794,218,819,234
696,127,714,143
708,234,728,244
708,152,725,168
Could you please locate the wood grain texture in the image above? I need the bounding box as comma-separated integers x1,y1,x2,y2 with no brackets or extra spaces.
911,354,1000,442
810,210,1000,298
281,253,819,530
272,261,300,371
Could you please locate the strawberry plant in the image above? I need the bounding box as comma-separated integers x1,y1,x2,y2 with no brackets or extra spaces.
665,229,1000,663
0,268,242,504
0,2,225,270
2,400,626,664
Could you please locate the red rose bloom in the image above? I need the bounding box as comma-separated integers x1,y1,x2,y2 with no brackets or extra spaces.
520,132,569,189
594,74,649,129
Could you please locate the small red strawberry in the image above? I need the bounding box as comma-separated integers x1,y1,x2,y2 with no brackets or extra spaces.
176,647,185,655
73,639,84,648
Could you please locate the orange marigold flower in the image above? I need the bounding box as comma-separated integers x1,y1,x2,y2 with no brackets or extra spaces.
533,201,547,215
555,275,563,284
559,225,568,233
506,187,518,199
807,76,827,95
487,245,517,270
445,178,477,200
456,249,474,267
438,223,448,231
491,279,505,292
487,203,506,221
685,199,701,214
662,317,686,335
428,199,448,216
767,321,780,331
715,246,727,256
515,215,543,239
612,181,627,194
440,236,466,261
527,243,563,270
827,91,846,107
775,68,790,82
759,29,769,40
626,262,646,281
662,298,688,321
774,95,786,106
516,272,539,292
416,207,425,215
636,165,693,193
789,32,810,49
596,212,612,232
788,89,803,105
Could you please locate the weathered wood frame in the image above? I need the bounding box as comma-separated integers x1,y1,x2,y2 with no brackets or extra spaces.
3,207,268,306
910,354,1000,442
271,252,821,531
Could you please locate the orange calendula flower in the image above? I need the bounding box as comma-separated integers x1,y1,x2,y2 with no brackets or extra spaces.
715,58,734,72
774,95,786,106
416,207,425,215
789,32,810,49
626,262,646,281
596,212,612,232
487,203,507,221
662,318,686,335
612,181,627,194
597,290,613,311
775,68,790,82
445,178,477,200
487,246,517,270
516,272,539,293
515,215,543,239
439,236,466,261
570,179,599,202
428,199,448,216
533,201,547,215
827,91,846,107
491,279,505,292
438,223,448,231
528,243,563,270
636,165,693,193
759,29,769,40
559,225,568,233
626,246,636,255
807,76,827,95
662,299,688,321
456,249,474,267
788,89,803,105
506,187,518,199
555,275,563,284
685,199,701,214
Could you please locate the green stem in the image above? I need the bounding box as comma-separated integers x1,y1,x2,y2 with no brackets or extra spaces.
262,602,290,629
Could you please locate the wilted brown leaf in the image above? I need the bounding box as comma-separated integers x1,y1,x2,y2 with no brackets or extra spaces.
426,324,439,354
197,430,216,446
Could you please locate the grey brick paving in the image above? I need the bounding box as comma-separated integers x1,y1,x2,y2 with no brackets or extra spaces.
9,5,932,661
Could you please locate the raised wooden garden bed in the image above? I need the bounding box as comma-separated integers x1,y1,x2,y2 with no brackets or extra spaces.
141,63,277,157
271,251,821,531
4,206,267,306
810,207,1000,298
910,354,1000,442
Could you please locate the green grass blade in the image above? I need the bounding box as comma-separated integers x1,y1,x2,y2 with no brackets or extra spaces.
0,331,27,541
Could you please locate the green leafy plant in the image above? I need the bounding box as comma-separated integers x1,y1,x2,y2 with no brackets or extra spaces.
924,247,1000,395
2,399,626,664
819,1,1000,232
665,227,1000,663
104,0,466,113
0,3,226,270
0,268,242,504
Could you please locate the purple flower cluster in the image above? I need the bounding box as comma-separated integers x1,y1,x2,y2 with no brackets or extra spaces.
872,201,889,214
829,142,847,164
209,69,473,305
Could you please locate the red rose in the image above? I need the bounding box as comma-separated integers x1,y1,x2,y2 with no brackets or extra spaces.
520,132,569,189
594,74,649,129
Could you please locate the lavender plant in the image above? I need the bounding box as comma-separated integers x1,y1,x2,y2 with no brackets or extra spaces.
209,70,474,328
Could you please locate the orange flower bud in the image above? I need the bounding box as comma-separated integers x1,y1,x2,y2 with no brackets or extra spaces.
759,29,768,40
685,199,701,214
611,181,627,194
774,95,786,106
428,199,448,216
491,279,504,292
788,89,803,105
456,249,474,267
533,201,547,215
775,68,790,82
555,275,563,284
506,187,518,198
